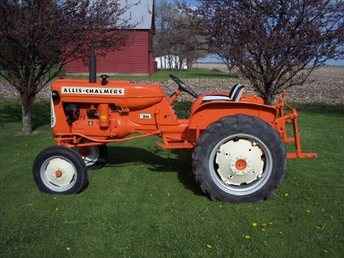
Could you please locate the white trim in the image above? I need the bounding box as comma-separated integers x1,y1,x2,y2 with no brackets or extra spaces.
235,89,245,102
203,96,231,101
50,95,56,128
229,84,241,99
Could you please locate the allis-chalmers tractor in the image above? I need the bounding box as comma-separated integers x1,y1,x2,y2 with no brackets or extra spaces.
33,69,317,202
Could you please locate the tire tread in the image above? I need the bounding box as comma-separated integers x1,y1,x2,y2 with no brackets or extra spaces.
192,114,286,203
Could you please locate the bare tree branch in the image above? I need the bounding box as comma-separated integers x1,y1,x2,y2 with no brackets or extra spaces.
0,0,130,134
154,0,207,70
198,0,344,104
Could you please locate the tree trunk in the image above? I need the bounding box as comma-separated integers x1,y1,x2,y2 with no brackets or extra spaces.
187,58,193,70
20,95,34,135
178,58,183,70
265,81,277,105
225,62,233,74
264,88,275,105
264,95,274,105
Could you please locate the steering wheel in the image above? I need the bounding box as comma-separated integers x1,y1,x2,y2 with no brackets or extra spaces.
169,74,199,98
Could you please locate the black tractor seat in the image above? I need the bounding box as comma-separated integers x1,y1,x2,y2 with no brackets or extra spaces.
202,84,245,102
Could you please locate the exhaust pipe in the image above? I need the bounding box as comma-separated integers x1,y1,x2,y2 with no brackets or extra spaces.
89,48,97,83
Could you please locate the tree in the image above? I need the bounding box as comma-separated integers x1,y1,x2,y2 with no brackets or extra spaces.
154,0,175,60
206,21,234,73
0,0,129,134
154,0,206,70
198,0,344,104
170,1,207,69
212,46,234,74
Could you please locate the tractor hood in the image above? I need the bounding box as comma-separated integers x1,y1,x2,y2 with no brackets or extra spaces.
52,79,165,109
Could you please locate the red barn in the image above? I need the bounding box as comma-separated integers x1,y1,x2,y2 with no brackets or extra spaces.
65,0,155,76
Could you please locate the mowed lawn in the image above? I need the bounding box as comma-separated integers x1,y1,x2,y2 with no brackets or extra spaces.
0,101,343,258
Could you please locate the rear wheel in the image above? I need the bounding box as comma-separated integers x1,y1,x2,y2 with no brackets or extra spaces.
192,115,286,203
33,146,88,194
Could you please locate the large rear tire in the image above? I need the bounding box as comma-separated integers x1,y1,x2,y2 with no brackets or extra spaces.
33,146,88,194
192,115,286,203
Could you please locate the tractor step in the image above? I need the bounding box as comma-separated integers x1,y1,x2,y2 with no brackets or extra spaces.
157,141,194,150
287,152,318,160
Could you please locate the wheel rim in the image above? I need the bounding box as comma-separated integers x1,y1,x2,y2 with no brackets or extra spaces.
40,156,77,192
209,133,273,196
77,147,100,167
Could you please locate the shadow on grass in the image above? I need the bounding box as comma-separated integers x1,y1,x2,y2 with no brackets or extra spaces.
0,101,50,130
174,101,192,119
105,146,202,196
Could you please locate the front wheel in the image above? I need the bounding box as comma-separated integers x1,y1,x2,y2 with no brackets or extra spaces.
192,115,286,203
33,146,88,194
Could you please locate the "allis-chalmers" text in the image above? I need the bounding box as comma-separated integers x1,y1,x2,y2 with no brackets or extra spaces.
61,87,125,96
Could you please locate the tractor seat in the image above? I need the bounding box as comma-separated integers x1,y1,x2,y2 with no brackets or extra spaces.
202,84,245,102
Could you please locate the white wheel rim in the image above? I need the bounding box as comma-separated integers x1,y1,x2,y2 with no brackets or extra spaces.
209,134,273,196
77,147,100,167
40,156,77,192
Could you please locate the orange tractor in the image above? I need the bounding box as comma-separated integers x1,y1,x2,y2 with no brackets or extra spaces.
33,72,317,202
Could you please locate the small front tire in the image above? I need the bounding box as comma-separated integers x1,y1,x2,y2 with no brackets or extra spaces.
33,146,88,194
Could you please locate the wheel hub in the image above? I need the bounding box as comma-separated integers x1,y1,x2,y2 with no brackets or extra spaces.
43,157,76,189
54,170,63,178
235,159,247,171
215,139,265,186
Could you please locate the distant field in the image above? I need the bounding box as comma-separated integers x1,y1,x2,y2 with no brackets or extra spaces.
65,68,236,81
0,101,343,258
192,64,344,105
1,66,343,105
0,68,235,100
193,63,344,76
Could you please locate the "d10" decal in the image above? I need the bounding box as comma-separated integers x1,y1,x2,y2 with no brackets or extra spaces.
139,113,152,120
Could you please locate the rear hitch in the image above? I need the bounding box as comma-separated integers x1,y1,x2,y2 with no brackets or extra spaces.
275,96,318,160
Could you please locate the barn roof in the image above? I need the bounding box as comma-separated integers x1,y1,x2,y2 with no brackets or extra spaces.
120,0,154,30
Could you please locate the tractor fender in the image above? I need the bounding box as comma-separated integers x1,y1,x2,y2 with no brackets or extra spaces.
188,101,277,130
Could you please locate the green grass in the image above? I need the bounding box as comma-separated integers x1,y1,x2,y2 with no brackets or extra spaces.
0,101,343,258
65,68,236,81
